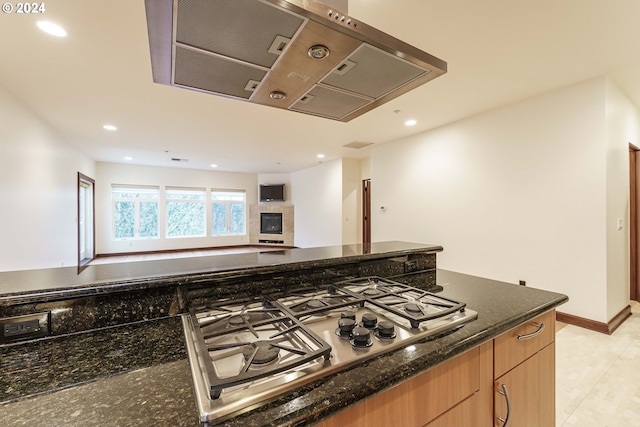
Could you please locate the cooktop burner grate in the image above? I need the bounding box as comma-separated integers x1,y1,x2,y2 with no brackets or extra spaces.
333,277,468,328
187,297,332,399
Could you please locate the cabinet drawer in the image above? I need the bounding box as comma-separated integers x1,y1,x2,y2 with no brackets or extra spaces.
494,310,554,378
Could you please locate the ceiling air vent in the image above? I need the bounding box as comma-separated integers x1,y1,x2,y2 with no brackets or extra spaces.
343,141,373,149
171,157,189,162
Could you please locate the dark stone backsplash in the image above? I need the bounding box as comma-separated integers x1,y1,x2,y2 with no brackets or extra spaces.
387,270,440,292
181,254,437,313
0,287,181,339
0,251,436,341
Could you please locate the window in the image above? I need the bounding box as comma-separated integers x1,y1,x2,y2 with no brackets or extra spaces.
166,187,206,238
110,184,246,242
112,186,160,239
211,190,246,236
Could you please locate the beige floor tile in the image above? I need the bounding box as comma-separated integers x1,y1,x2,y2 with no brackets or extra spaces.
557,302,640,427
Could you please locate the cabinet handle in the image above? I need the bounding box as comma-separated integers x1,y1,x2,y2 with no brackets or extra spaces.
497,383,512,426
516,322,544,340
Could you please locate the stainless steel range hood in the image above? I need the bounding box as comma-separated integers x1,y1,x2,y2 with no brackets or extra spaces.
144,0,447,122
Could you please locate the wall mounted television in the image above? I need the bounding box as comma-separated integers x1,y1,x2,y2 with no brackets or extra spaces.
259,184,285,202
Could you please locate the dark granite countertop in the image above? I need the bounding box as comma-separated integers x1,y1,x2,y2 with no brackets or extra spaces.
0,241,442,306
0,316,199,426
0,269,567,427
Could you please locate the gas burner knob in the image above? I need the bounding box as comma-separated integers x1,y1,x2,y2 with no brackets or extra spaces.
337,317,356,337
351,327,372,347
341,310,356,320
361,313,377,328
377,321,396,338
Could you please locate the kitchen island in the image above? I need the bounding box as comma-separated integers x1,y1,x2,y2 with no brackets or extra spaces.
0,243,567,426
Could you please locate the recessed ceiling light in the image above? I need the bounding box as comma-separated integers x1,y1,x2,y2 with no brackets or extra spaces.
317,154,325,159
103,124,117,131
124,156,133,161
36,21,67,37
210,164,218,168
405,119,417,126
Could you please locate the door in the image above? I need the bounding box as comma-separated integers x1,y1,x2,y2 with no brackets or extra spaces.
78,173,95,269
630,145,639,301
362,179,371,245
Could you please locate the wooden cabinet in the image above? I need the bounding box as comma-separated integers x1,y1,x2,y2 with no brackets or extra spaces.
425,393,480,427
315,343,492,427
315,311,555,427
494,311,556,427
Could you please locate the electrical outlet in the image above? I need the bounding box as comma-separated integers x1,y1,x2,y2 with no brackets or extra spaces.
404,260,418,273
1,312,50,343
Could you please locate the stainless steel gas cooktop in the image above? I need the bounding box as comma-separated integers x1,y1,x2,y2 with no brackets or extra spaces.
181,276,477,423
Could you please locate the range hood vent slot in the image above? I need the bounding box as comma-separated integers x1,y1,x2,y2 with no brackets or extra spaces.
334,59,356,76
145,0,447,122
244,80,261,92
298,94,315,104
268,35,292,56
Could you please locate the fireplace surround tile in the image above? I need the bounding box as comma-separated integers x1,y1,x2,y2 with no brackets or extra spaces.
249,204,294,246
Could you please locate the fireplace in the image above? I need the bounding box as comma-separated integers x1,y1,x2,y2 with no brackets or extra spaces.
250,205,293,246
260,213,283,234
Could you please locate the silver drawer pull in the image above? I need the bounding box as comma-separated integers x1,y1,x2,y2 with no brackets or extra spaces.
516,322,544,340
497,384,512,426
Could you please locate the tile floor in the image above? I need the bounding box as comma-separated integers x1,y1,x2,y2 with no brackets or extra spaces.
91,249,640,426
556,301,640,427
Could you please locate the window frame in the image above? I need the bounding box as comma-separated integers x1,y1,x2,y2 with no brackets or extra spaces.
165,186,207,238
111,185,161,240
211,189,247,236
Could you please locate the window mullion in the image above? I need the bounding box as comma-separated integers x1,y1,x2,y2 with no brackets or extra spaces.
134,200,140,238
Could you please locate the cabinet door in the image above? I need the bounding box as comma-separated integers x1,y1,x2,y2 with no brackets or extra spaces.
315,346,481,427
425,393,479,427
494,344,555,427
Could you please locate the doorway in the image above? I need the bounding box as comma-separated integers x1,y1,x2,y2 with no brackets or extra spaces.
630,145,639,301
362,179,371,245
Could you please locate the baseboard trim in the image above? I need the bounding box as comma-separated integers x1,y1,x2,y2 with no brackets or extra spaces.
556,305,632,335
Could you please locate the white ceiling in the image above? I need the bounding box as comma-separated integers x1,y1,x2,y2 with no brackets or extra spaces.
2,0,640,174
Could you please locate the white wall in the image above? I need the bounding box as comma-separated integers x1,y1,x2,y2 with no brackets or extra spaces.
95,162,257,254
371,78,625,323
0,85,95,272
605,78,640,320
291,159,343,247
361,157,371,181
342,158,362,245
